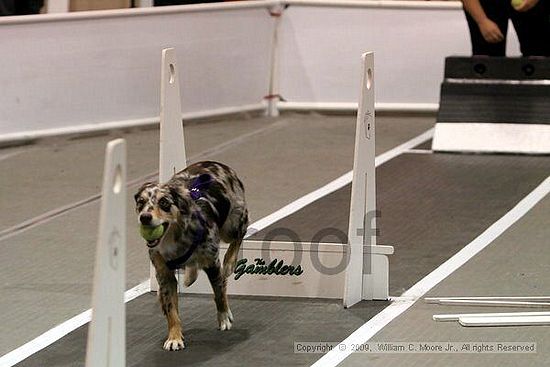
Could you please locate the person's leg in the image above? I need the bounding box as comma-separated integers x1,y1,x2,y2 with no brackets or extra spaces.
14,0,43,15
0,0,16,16
464,0,509,56
511,0,550,56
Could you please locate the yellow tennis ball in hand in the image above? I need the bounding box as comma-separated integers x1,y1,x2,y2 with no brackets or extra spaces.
140,224,164,242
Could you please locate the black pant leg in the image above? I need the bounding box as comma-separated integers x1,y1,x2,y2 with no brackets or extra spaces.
464,0,510,56
511,0,550,56
14,0,43,14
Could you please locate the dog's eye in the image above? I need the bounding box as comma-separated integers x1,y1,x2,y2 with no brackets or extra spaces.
158,197,172,212
136,198,146,207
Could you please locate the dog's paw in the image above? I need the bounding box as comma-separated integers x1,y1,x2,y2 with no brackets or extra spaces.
163,336,185,351
218,309,234,331
183,266,198,287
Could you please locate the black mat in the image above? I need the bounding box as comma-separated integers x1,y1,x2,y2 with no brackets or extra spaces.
251,153,550,295
17,294,387,367
17,153,550,367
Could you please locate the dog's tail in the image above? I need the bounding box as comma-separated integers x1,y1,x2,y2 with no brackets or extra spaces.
223,239,243,279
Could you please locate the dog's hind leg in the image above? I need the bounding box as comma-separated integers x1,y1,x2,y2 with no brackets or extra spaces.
150,251,185,351
183,265,198,287
204,260,233,331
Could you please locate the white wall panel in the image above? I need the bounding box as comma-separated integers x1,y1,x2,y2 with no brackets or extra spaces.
278,4,520,106
0,7,274,137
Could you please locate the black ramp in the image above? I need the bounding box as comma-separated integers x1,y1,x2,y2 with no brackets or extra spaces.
251,153,550,295
437,57,550,124
437,83,550,124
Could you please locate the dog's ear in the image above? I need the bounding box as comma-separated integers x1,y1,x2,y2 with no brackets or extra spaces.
169,187,190,216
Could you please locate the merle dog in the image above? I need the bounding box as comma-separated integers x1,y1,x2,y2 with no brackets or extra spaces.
134,161,248,350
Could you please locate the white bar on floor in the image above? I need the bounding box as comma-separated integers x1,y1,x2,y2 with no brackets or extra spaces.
85,139,127,367
459,315,550,327
426,296,550,303
434,311,550,322
436,299,550,308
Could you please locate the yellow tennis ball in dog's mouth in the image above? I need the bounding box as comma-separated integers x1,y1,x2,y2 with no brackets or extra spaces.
139,224,165,242
511,0,523,9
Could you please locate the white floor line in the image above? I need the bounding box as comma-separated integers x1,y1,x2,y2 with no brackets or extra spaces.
0,150,25,162
0,281,150,367
247,128,434,236
0,127,434,366
312,175,550,367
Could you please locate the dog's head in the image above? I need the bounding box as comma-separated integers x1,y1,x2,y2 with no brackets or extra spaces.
134,182,192,248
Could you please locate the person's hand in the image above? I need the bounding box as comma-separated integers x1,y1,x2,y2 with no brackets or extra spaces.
513,0,539,12
478,18,504,43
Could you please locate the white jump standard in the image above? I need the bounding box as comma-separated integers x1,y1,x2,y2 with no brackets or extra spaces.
153,48,393,306
85,139,127,367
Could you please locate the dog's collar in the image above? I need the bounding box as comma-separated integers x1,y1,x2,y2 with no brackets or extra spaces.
189,187,202,201
166,211,207,270
188,174,212,201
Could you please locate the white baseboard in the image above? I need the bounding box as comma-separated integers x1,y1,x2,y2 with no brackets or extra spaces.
277,101,438,113
0,103,266,145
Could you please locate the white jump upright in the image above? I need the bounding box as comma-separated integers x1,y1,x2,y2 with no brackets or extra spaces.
344,52,393,307
153,49,392,306
85,139,127,367
150,47,188,292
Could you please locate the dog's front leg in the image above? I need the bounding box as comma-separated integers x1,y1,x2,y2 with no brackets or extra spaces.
150,251,185,351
